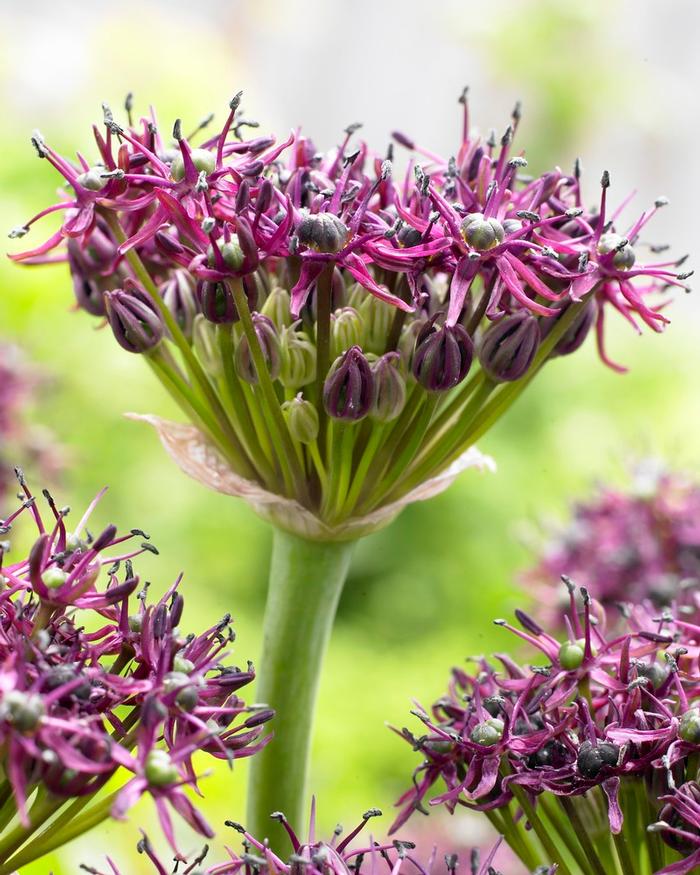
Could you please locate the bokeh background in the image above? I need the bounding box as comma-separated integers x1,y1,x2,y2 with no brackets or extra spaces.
1,0,699,870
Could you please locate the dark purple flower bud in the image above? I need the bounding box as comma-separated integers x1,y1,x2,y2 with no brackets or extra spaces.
543,298,598,358
412,321,474,392
199,280,237,324
235,314,282,384
478,310,539,382
161,270,199,339
155,227,186,258
323,346,374,421
659,783,700,853
576,740,619,779
371,353,406,422
296,211,349,254
105,288,164,354
397,224,423,248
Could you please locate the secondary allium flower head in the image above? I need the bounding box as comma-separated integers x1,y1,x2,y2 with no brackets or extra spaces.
0,474,271,872
90,804,547,875
393,580,700,874
0,342,63,505
522,461,700,621
9,91,690,539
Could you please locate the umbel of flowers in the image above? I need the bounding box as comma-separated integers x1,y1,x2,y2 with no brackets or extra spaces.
86,804,548,875
522,461,700,622
393,579,700,875
0,474,271,873
9,89,690,846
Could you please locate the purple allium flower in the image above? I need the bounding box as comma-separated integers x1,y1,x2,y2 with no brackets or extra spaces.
92,804,544,875
521,461,700,622
0,475,270,870
393,578,700,873
8,92,686,537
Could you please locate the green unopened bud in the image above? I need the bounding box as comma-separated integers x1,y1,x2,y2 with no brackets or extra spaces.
261,287,293,330
636,661,668,690
461,213,504,251
208,237,244,272
597,232,636,270
331,308,364,360
558,640,585,670
279,327,316,389
1,690,45,732
470,717,504,746
42,567,68,590
76,167,108,191
371,354,406,422
145,749,179,786
680,708,700,744
398,320,425,373
282,395,319,444
128,614,143,633
193,315,224,378
173,655,195,674
360,293,395,355
170,148,216,182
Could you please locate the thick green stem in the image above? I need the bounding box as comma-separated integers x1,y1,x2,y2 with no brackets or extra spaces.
246,528,355,851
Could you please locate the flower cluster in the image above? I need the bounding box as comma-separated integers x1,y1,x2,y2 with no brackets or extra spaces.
0,474,271,872
0,342,62,507
393,580,700,874
9,91,688,537
89,806,547,875
522,462,700,621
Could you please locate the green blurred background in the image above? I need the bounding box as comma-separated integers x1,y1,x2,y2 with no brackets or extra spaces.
1,0,699,870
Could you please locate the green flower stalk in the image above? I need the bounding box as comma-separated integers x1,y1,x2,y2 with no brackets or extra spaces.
9,90,687,848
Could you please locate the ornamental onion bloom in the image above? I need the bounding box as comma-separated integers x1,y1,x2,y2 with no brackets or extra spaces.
91,805,547,875
0,475,271,872
8,90,688,539
393,579,700,875
521,461,700,622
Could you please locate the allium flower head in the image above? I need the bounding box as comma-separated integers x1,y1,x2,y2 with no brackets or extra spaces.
522,461,700,622
393,579,700,874
10,92,688,539
0,475,270,871
91,804,547,875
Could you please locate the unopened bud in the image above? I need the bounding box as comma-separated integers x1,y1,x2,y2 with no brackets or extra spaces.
323,346,374,421
331,307,364,359
144,749,179,786
558,640,585,670
296,211,349,254
1,690,45,732
193,314,224,377
360,293,395,355
478,310,539,382
282,395,319,444
371,354,406,422
279,327,316,389
105,288,164,354
548,298,597,357
76,167,109,191
680,708,700,743
398,320,425,372
161,270,199,340
199,280,237,324
170,148,216,182
235,314,281,383
261,287,292,330
42,567,68,590
461,213,504,251
412,321,474,392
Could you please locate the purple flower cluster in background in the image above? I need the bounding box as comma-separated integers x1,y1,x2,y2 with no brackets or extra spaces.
522,462,700,620
0,474,271,869
393,580,700,874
